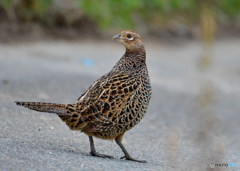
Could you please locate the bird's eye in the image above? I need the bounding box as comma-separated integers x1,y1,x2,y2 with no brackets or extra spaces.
127,34,131,38
126,34,134,40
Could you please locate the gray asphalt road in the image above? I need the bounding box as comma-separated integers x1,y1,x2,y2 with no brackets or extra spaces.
0,39,240,171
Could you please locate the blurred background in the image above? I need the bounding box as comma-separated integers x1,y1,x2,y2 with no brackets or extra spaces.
0,0,240,170
0,0,240,41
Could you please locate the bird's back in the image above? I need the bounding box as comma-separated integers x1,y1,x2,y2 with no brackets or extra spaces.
59,48,152,140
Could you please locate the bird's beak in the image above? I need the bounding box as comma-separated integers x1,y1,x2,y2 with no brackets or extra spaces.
112,34,121,40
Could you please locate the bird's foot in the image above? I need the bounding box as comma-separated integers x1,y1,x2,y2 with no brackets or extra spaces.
120,156,147,163
90,151,114,159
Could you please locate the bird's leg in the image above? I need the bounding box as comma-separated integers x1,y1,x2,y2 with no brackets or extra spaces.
88,136,114,159
115,134,147,163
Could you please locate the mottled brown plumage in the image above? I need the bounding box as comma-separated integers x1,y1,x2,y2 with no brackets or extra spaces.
15,30,152,163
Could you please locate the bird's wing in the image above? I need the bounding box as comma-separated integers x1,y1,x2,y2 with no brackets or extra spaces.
76,71,141,133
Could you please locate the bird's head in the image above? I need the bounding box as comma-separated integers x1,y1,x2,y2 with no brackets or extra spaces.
112,30,144,52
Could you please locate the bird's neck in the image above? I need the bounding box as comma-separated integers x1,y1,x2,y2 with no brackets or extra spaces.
125,42,146,62
112,47,146,72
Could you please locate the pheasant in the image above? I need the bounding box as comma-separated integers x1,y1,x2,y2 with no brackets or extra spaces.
15,30,152,163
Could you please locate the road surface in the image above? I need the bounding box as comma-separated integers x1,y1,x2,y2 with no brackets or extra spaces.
0,38,240,170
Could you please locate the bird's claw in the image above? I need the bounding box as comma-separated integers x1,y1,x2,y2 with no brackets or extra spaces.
120,155,147,163
90,151,114,159
120,156,126,159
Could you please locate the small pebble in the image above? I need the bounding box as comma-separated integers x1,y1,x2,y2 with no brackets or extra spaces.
38,127,42,131
49,127,54,130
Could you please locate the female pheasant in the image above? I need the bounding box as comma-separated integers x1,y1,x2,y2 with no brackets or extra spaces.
16,30,152,163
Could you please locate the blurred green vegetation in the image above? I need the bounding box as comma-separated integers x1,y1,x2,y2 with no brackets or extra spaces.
78,0,240,32
0,0,52,22
78,0,200,29
0,0,240,36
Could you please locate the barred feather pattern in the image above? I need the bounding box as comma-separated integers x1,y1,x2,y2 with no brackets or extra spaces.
15,30,152,141
15,102,69,116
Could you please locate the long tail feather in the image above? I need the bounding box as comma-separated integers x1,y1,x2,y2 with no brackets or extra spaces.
15,101,69,116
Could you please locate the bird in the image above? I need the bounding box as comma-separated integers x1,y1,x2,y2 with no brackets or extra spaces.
15,30,152,163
